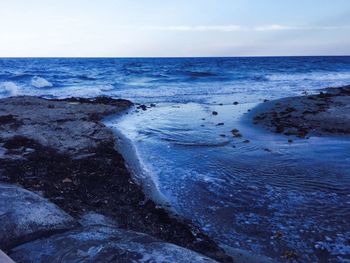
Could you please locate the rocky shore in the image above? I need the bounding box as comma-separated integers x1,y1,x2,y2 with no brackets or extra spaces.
251,85,350,138
0,96,232,262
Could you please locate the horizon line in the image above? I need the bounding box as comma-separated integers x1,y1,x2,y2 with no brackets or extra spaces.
0,55,350,59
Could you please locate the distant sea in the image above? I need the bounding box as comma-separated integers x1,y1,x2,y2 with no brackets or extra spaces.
1,57,350,262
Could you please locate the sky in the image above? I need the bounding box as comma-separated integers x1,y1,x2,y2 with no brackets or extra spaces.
0,0,350,57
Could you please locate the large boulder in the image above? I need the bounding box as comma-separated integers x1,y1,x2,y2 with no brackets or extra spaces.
0,184,76,250
10,225,217,263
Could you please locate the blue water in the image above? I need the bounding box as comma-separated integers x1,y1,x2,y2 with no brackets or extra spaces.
1,57,350,262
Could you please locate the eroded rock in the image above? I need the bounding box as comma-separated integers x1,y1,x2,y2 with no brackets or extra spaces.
250,85,350,137
0,184,76,250
10,226,217,263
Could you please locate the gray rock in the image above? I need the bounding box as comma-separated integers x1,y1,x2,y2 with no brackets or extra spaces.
250,85,350,137
0,96,132,157
0,249,15,263
0,184,76,250
10,225,217,263
78,212,119,228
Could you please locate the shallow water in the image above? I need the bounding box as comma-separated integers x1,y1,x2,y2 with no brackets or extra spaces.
1,57,350,262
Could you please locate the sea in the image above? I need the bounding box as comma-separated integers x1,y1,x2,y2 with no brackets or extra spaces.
1,57,350,262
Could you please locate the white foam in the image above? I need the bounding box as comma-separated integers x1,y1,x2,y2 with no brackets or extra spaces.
0,82,19,96
31,76,53,88
267,72,350,82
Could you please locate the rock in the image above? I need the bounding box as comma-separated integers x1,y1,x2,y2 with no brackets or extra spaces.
216,123,224,126
0,115,17,124
0,183,76,250
0,96,232,262
221,245,276,263
250,85,350,137
78,212,118,228
0,96,132,156
137,104,148,111
231,129,242,138
212,111,218,116
0,249,15,263
10,226,217,263
233,102,239,105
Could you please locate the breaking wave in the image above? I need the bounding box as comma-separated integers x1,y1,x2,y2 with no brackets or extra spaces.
0,82,19,96
31,76,53,88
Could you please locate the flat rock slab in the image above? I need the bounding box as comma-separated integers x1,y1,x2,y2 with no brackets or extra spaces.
0,96,132,156
0,183,76,250
251,85,350,137
10,225,216,263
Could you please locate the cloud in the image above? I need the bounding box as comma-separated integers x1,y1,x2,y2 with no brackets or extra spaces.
136,24,350,32
142,25,244,32
254,24,295,31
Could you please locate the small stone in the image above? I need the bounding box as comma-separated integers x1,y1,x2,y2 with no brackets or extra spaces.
231,129,242,138
62,178,72,184
233,102,239,105
137,105,147,111
212,111,218,116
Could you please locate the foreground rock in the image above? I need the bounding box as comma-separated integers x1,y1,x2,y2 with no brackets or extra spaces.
0,249,14,263
251,85,350,137
10,225,216,263
0,184,76,250
0,96,231,262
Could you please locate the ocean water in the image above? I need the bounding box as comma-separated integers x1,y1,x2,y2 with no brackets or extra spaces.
1,57,350,262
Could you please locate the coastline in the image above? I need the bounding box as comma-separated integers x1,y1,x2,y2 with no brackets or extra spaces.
104,115,177,213
0,96,232,262
2,84,348,261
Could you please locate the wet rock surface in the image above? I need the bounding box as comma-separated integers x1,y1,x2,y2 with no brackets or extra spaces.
0,183,76,250
10,225,217,263
0,96,232,262
251,85,350,137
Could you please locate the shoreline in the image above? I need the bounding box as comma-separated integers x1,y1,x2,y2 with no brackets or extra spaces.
0,96,232,262
104,115,177,213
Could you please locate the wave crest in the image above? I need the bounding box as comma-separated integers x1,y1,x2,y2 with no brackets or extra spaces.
31,76,53,88
0,82,19,96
